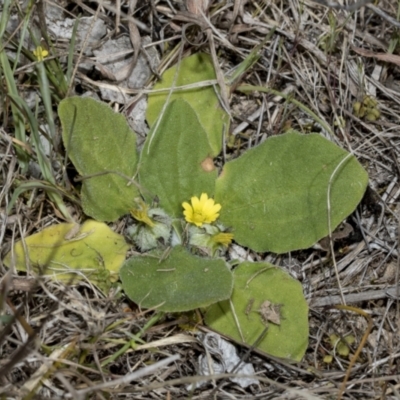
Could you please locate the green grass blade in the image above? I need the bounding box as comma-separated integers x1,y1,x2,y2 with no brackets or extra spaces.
11,1,35,73
0,0,30,171
7,95,73,221
8,94,54,181
0,0,11,38
66,16,80,86
0,51,29,171
7,181,76,218
36,62,56,139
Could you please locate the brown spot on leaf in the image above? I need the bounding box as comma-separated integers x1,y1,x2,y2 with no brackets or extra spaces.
245,298,255,318
201,157,215,172
259,300,283,326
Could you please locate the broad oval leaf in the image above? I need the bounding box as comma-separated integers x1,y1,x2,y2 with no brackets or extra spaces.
59,97,139,221
3,220,129,293
205,261,309,362
120,245,233,312
147,53,229,156
140,99,217,217
215,131,368,253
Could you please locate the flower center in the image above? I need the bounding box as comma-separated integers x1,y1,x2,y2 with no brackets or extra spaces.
193,212,205,224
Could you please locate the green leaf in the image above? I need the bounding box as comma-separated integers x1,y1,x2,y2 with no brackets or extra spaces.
205,261,309,362
120,245,233,312
147,53,229,156
59,97,139,221
140,99,217,217
215,131,368,253
3,220,129,293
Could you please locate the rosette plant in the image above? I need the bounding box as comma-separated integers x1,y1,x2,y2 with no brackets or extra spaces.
5,53,368,361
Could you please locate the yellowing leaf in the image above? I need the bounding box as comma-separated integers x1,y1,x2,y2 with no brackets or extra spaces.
3,220,129,292
328,334,355,357
147,53,229,156
323,355,333,364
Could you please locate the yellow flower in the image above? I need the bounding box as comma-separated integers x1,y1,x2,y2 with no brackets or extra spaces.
182,193,221,227
33,46,49,61
127,199,172,251
212,232,234,247
130,199,155,227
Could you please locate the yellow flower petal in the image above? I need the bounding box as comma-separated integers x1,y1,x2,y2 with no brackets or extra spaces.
203,198,214,212
182,193,221,227
213,203,222,213
191,196,201,212
199,193,208,203
33,46,49,61
182,202,192,212
212,232,234,247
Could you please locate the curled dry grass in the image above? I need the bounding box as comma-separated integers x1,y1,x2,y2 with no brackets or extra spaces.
1,0,400,398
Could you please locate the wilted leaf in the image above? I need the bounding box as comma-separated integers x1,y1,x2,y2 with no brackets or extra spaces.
3,220,129,292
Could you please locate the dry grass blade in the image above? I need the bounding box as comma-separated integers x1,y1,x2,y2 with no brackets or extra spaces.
73,354,180,396
351,44,400,67
311,0,373,11
335,305,373,400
